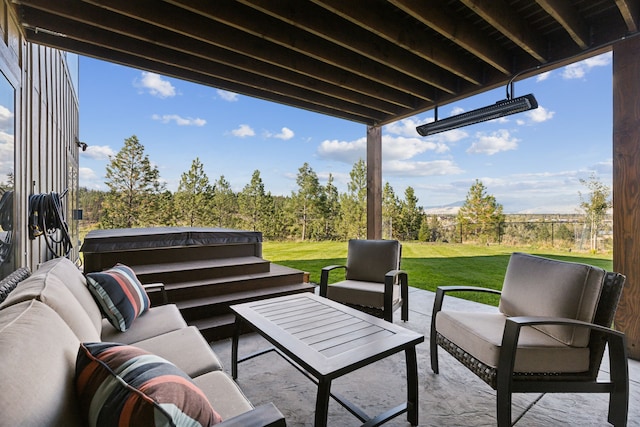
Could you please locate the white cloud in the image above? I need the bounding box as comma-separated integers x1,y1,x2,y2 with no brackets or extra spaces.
383,159,464,176
431,128,469,144
317,134,448,164
0,130,12,145
217,89,239,101
0,104,13,132
526,105,555,123
152,114,206,126
136,72,176,98
82,145,114,160
384,117,424,137
274,127,294,140
79,167,97,181
561,52,611,80
0,136,12,181
536,71,551,82
317,137,366,164
466,129,519,155
231,124,255,137
450,106,465,116
382,135,448,160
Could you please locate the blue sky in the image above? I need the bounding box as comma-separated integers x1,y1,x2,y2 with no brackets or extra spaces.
79,52,613,214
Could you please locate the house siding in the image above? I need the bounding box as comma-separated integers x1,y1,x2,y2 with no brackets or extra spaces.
0,0,79,278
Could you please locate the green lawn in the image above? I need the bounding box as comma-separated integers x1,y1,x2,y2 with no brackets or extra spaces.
262,241,613,306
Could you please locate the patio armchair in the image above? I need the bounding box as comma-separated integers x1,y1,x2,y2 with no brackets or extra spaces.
430,252,628,426
319,239,408,322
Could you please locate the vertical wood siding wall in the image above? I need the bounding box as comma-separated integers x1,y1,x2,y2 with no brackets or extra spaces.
0,0,79,272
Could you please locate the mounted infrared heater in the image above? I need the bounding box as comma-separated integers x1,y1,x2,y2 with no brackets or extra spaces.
416,93,538,137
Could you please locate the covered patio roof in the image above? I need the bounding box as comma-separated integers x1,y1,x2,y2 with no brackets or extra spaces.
11,0,640,360
12,0,640,126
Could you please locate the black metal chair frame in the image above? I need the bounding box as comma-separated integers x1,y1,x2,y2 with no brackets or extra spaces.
430,271,629,426
320,265,408,322
319,240,408,323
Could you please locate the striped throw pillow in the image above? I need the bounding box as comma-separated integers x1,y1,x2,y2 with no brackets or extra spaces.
86,264,151,332
76,342,222,427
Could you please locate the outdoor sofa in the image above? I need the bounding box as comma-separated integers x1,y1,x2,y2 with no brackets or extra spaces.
0,257,285,426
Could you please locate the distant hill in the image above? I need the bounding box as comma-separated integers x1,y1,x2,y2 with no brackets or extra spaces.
422,201,581,215
423,201,463,215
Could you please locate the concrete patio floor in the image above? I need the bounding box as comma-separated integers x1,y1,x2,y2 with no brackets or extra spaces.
211,286,640,426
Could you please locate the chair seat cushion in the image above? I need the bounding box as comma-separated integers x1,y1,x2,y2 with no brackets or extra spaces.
436,310,590,373
326,280,399,309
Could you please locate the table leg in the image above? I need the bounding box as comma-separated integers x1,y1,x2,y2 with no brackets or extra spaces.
405,346,419,426
231,315,241,380
315,377,332,427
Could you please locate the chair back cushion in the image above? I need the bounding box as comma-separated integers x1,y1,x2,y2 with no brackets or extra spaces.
498,252,605,347
345,239,400,283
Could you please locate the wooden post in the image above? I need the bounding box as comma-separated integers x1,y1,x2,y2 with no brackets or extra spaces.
366,125,382,239
613,36,640,360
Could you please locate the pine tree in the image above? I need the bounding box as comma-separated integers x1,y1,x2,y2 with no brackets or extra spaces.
174,158,213,227
382,182,400,239
398,186,423,240
339,159,367,239
579,173,611,252
293,163,323,240
101,135,164,228
211,175,238,229
457,179,504,243
321,174,341,240
238,170,271,232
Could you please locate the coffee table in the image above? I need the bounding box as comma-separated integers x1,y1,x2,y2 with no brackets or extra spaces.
231,293,424,426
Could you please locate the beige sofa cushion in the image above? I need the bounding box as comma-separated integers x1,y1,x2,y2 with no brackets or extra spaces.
132,326,223,377
3,257,187,345
192,370,254,421
327,279,399,309
30,257,104,332
101,303,187,344
498,252,605,346
436,310,590,372
0,300,83,427
0,267,101,341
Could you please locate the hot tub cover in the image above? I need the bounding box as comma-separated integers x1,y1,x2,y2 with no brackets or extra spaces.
80,227,262,253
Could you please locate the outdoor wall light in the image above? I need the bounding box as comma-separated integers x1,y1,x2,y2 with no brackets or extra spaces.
75,138,88,151
416,93,538,137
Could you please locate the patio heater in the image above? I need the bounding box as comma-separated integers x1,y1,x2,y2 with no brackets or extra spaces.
416,78,538,136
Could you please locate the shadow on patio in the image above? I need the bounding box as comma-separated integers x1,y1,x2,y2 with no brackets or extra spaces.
211,286,640,426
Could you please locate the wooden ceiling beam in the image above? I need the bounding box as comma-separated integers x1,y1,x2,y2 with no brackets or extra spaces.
165,0,442,102
79,0,417,110
536,0,590,49
615,0,640,33
460,0,549,63
389,0,513,76
20,8,387,123
311,0,486,85
238,0,462,93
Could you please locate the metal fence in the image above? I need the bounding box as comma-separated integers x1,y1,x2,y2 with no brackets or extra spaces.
437,220,613,252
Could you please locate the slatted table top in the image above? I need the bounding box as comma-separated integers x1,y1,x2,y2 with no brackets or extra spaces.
231,293,424,379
